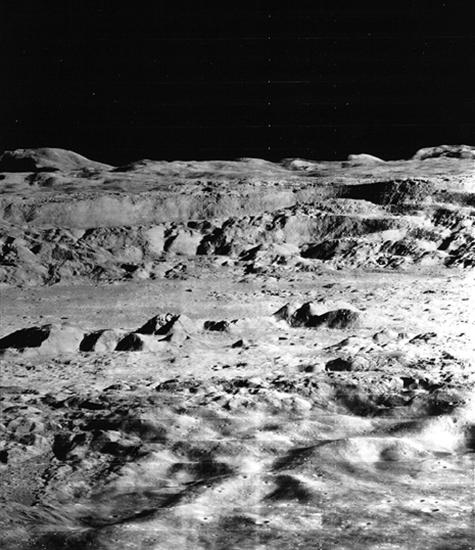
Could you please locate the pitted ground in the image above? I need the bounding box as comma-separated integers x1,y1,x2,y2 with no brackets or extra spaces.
1,266,474,550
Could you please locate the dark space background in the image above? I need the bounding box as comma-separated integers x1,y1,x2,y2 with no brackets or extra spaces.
1,1,474,164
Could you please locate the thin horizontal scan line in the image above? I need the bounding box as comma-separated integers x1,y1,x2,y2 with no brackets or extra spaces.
79,99,474,107
7,80,465,90
44,35,474,42
84,81,315,85
76,123,475,129
61,7,470,15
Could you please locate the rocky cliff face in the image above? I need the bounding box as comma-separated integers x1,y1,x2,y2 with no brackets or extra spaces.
0,149,474,287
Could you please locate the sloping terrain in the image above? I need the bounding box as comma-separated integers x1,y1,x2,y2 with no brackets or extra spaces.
0,147,474,550
1,151,474,286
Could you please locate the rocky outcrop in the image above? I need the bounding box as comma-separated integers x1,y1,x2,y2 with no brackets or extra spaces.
115,332,169,352
0,323,84,354
274,302,361,330
79,329,129,352
0,148,111,172
0,148,473,287
412,144,475,160
345,153,385,166
0,312,200,354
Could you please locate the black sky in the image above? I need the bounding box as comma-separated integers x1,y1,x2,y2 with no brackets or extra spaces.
1,1,474,163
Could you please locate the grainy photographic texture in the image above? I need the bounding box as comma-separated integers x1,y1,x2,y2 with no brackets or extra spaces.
0,3,474,550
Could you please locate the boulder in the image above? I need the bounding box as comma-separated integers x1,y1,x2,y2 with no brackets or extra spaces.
144,226,166,256
273,303,360,330
0,323,84,354
308,309,360,329
137,313,179,335
165,229,202,255
0,325,50,349
80,329,129,352
136,313,198,344
115,332,169,352
273,303,295,324
289,302,321,328
203,320,231,332
163,315,199,343
231,339,249,348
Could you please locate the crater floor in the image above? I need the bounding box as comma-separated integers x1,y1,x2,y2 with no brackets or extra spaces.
0,148,474,550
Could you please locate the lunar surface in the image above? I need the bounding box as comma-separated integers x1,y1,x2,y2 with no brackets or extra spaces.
0,146,474,549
